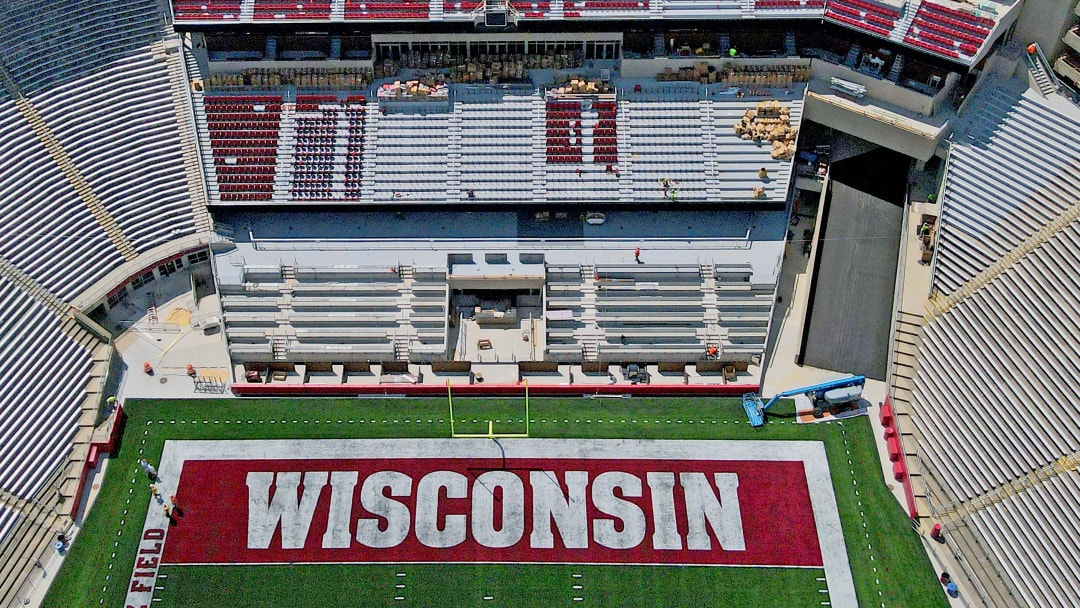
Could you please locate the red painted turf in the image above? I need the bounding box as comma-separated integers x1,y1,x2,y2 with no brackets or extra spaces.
163,457,822,567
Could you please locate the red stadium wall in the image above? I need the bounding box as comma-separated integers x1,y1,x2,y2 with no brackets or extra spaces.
68,404,127,518
231,382,759,397
880,396,919,519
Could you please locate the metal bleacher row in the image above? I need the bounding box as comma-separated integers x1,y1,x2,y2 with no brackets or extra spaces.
968,474,1080,608
368,108,452,201
911,220,1080,608
0,0,200,573
197,90,799,204
906,74,1080,608
0,99,126,299
933,80,1080,295
545,263,774,361
0,0,200,299
222,264,449,361
456,93,536,201
0,276,95,503
0,0,160,94
29,44,198,256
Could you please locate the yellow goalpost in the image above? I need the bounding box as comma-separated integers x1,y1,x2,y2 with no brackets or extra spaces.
447,380,530,438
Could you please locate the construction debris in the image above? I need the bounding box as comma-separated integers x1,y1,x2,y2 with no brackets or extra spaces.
733,100,798,159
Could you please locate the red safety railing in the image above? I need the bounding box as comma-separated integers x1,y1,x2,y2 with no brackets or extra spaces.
881,395,919,519
232,382,758,397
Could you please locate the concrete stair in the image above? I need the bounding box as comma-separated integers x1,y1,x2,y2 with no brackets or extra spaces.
616,101,633,202
0,256,70,318
271,335,289,361
162,39,211,232
889,0,920,44
1029,55,1058,97
274,107,297,202
531,98,548,202
13,98,137,261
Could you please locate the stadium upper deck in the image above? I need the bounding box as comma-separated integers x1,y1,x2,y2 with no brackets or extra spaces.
194,78,806,206
171,0,1022,65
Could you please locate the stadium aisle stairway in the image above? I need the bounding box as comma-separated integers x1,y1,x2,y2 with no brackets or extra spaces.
12,98,136,261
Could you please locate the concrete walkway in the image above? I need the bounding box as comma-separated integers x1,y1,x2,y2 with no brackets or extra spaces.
112,268,232,400
20,459,110,608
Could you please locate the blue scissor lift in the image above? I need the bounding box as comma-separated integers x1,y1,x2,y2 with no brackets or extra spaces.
743,375,866,427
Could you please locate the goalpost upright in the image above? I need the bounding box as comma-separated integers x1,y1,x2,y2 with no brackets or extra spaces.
447,379,529,438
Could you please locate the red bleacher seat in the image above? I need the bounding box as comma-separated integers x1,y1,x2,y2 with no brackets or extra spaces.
443,1,483,11
173,0,242,20
825,9,891,37
204,95,284,200
252,0,331,19
343,0,430,19
755,0,826,8
905,2,992,58
904,36,959,58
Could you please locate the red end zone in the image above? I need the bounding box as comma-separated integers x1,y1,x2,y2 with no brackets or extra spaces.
162,457,822,567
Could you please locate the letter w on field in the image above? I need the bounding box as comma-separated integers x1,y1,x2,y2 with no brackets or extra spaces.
247,471,328,549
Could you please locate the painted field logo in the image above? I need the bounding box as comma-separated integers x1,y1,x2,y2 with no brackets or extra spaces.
247,468,745,552
163,454,822,567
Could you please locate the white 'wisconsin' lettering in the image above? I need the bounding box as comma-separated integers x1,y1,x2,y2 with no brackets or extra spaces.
246,468,747,553
356,471,412,548
530,471,589,549
681,472,745,551
247,471,327,549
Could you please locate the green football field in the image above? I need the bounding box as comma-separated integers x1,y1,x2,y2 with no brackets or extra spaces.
42,397,947,608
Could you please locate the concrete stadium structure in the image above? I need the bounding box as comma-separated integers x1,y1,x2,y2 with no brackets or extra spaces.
0,0,1079,606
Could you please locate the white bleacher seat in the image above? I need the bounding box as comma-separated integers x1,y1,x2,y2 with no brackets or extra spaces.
31,52,197,254
0,101,126,300
968,475,1080,608
458,95,539,201
0,505,18,545
368,112,452,199
0,277,93,501
1,0,197,299
0,0,161,95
